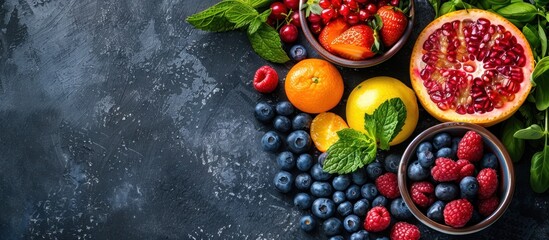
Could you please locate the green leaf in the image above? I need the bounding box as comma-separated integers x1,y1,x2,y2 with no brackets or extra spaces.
514,124,545,140
530,146,549,193
496,2,538,23
247,23,290,63
225,3,258,29
186,0,238,32
535,0,549,8
501,116,525,162
532,57,549,110
244,0,271,8
248,9,270,35
538,23,547,58
523,24,540,53
365,98,407,150
439,1,457,17
428,0,441,18
310,3,323,15
323,129,377,174
483,0,510,5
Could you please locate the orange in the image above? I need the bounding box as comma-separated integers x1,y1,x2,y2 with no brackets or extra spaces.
310,112,348,152
285,59,344,113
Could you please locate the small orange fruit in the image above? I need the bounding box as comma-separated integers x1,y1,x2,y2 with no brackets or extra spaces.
285,59,344,113
310,112,349,152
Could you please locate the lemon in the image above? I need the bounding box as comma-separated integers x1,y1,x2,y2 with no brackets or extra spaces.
346,76,419,146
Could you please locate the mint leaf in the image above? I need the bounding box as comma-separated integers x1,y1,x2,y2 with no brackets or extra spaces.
365,98,407,150
323,129,377,174
248,9,270,35
247,23,290,63
186,1,238,32
244,0,271,8
225,3,258,29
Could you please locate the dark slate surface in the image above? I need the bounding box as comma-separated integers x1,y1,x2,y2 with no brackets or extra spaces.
0,0,548,239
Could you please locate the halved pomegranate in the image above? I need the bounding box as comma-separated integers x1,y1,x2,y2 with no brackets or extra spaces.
410,9,534,126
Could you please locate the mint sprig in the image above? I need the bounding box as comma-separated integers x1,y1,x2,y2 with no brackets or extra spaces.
323,98,407,174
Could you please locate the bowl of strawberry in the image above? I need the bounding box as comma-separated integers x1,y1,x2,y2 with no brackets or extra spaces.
299,0,414,68
398,122,515,235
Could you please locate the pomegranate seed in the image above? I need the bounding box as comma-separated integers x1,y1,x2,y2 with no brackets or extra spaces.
463,64,475,72
308,13,322,24
319,0,332,8
331,0,342,8
366,3,377,14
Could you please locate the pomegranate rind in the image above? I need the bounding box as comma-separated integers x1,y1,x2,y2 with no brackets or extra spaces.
410,9,534,127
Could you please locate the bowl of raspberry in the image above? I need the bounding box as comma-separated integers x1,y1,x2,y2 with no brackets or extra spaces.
299,0,414,68
398,122,515,235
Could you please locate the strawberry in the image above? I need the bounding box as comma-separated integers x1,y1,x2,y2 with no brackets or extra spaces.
330,24,376,60
318,18,349,53
377,6,408,47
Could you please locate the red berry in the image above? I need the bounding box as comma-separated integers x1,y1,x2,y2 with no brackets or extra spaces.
410,181,435,208
377,0,388,8
356,0,368,3
364,206,391,232
365,3,377,14
457,130,484,162
456,159,475,181
346,13,359,25
443,199,473,228
390,222,421,240
331,0,342,8
308,13,322,24
344,0,358,9
279,24,298,43
390,0,400,6
338,4,351,17
283,0,300,11
270,2,288,20
375,172,400,199
290,11,301,28
321,8,336,23
478,195,499,216
477,168,498,199
358,9,371,21
431,157,459,182
253,66,279,93
267,16,277,28
319,0,332,8
310,23,323,34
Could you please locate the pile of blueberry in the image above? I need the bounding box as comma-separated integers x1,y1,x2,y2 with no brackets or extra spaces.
255,100,419,240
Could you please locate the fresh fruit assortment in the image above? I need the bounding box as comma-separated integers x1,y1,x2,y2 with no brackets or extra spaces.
405,130,502,228
304,0,411,60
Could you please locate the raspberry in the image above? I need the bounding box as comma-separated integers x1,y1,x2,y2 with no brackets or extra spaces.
456,159,475,181
478,195,499,216
477,168,498,199
364,206,391,232
390,222,421,240
457,131,484,162
443,199,473,228
253,65,279,93
375,172,400,199
431,157,459,182
410,181,435,208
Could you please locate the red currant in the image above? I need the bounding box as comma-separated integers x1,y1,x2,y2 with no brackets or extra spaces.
344,0,358,10
310,23,322,34
331,0,342,8
358,9,371,21
308,13,322,24
270,2,288,20
321,8,336,23
279,24,298,43
366,3,377,14
339,4,350,17
284,0,300,11
346,13,359,25
390,0,400,6
290,11,301,28
319,0,332,9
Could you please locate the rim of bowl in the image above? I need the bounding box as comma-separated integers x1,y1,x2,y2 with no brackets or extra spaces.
298,1,415,68
398,122,515,235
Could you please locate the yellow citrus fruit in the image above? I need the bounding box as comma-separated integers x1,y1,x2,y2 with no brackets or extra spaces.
285,59,344,113
346,76,419,146
310,112,349,152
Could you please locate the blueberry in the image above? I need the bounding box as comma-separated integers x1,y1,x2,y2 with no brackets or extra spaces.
273,115,292,133
332,175,352,191
351,168,368,185
287,130,312,154
273,171,293,193
311,163,332,181
407,160,430,181
460,176,479,199
337,201,353,216
451,137,461,154
261,131,282,152
371,195,388,207
418,150,435,168
300,214,316,232
292,113,312,131
417,141,434,155
374,237,389,240
469,209,483,225
343,214,361,232
332,191,346,205
275,101,294,116
366,162,384,180
294,193,313,210
436,147,455,159
328,236,344,240
311,198,335,219
311,181,333,197
276,151,295,170
350,230,369,240
481,152,499,169
295,173,312,191
296,153,313,171
318,152,328,166
346,184,361,201
384,153,401,173
433,132,452,149
353,199,370,217
435,183,459,201
323,217,342,236
290,44,308,61
426,200,445,223
390,197,412,220
254,101,275,122
360,183,378,201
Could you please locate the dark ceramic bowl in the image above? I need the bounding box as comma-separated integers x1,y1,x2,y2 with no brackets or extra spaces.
298,1,415,68
398,122,515,235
